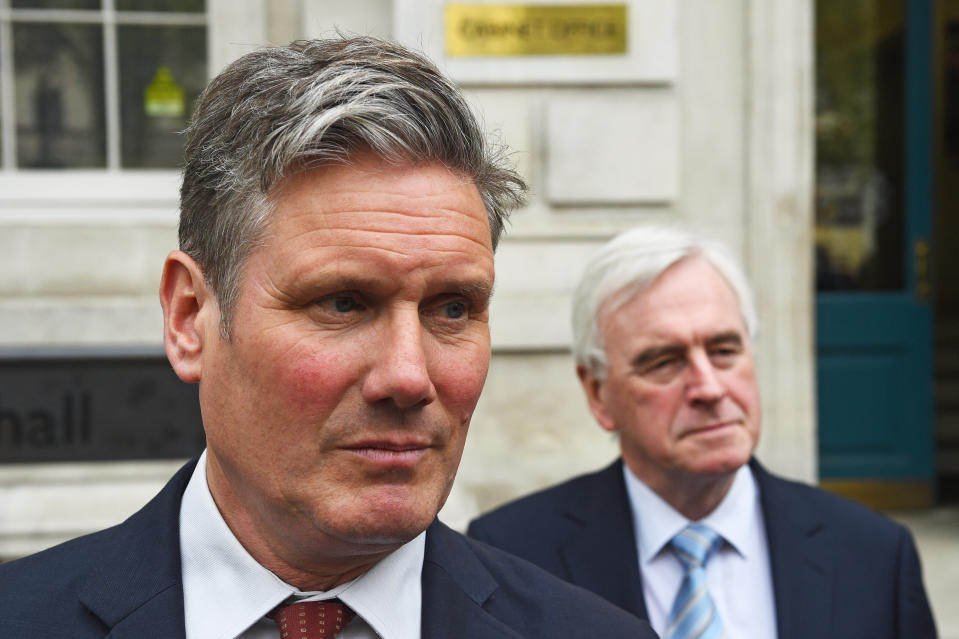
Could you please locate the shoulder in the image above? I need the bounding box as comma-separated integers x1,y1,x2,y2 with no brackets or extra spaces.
753,462,937,635
0,524,126,633
0,459,193,635
426,522,655,638
0,521,121,579
469,537,651,635
753,460,919,550
468,461,620,541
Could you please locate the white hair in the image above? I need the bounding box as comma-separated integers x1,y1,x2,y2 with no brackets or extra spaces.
571,225,759,379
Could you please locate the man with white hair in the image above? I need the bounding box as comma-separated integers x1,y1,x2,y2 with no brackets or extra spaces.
469,225,937,639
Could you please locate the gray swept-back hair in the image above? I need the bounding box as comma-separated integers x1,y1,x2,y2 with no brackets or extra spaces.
179,36,527,334
571,225,759,379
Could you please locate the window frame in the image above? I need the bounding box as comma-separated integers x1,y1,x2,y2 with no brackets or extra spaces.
0,0,207,171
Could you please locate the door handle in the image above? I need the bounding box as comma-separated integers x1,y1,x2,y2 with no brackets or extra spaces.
914,238,930,303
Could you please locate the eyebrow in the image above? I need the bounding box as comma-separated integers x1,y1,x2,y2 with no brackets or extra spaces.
631,344,685,369
631,331,745,369
444,279,494,299
705,331,745,348
301,273,494,301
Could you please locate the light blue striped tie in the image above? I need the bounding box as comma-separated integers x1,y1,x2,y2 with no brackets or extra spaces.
665,523,727,639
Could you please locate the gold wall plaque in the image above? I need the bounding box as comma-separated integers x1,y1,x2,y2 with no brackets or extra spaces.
445,4,627,57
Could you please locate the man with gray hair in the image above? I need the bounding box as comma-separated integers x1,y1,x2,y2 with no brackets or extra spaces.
0,37,657,639
469,225,937,638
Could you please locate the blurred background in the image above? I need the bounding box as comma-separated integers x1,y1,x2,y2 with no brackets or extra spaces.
0,0,956,633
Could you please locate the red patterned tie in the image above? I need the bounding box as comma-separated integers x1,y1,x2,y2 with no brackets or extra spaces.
269,601,357,638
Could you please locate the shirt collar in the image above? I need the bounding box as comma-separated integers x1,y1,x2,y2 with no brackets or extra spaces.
623,462,759,563
180,450,424,639
300,529,424,639
701,462,761,559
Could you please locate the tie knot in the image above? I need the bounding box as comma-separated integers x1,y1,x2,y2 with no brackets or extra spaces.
669,523,722,569
269,600,356,639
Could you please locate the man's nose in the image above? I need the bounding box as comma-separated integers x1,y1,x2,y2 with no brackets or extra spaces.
685,352,726,403
361,311,437,409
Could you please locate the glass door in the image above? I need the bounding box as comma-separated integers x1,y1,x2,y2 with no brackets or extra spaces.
815,0,934,506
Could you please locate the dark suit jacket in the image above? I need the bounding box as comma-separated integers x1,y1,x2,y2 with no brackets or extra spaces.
0,459,657,639
468,458,938,639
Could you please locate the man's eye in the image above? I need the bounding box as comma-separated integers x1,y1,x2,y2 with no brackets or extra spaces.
650,358,677,372
709,347,741,366
639,357,684,381
325,295,361,313
443,300,468,319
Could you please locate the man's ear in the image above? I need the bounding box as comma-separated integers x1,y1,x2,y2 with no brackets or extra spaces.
576,364,618,433
159,251,218,383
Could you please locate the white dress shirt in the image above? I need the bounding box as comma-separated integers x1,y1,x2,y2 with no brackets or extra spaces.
623,463,778,639
180,450,424,639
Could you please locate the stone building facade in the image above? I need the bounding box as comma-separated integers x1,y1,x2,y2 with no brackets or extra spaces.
0,0,814,557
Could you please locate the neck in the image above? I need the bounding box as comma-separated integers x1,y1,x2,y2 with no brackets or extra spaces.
629,461,739,521
264,555,387,592
204,454,402,591
220,498,401,591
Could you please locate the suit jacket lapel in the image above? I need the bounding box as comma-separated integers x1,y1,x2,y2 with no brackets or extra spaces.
559,460,648,619
100,586,184,639
421,521,523,639
752,459,831,639
80,460,196,639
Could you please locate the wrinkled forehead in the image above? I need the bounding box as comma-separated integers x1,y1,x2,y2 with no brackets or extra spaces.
250,158,494,280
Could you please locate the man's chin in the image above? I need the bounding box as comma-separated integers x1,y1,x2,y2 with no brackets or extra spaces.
302,475,454,549
324,519,430,550
694,451,751,477
318,501,439,549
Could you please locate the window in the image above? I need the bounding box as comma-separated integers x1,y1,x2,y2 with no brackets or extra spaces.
814,0,905,291
0,0,207,170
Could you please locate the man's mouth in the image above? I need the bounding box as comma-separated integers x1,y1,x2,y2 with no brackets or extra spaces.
686,420,740,435
342,440,432,467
